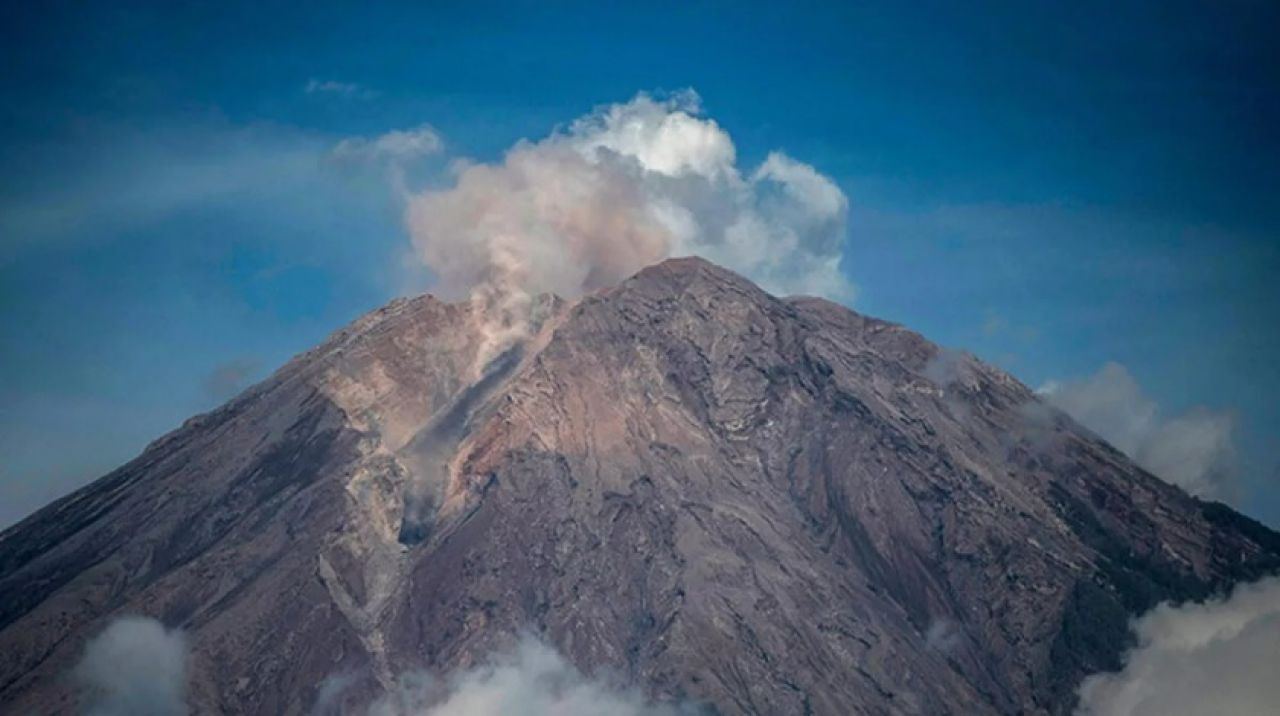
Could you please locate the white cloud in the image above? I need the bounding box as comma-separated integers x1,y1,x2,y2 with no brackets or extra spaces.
74,616,188,716
306,78,378,99
404,90,851,367
333,126,444,163
1039,362,1235,498
365,637,695,716
1076,576,1280,716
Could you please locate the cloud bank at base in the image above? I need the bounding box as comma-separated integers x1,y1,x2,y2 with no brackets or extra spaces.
363,637,697,716
74,616,188,716
1039,362,1235,498
1075,576,1280,716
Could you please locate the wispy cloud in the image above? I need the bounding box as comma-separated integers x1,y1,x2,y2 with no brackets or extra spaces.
305,78,379,100
1076,576,1280,716
0,120,332,261
332,125,444,164
1038,362,1236,498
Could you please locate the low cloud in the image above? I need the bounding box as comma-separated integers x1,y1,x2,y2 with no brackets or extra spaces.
363,637,697,716
405,89,850,367
306,78,378,100
924,618,964,654
923,348,970,387
1038,362,1235,498
1075,576,1280,716
74,616,188,716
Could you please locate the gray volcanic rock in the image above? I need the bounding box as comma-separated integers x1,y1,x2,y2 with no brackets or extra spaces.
1,257,1277,715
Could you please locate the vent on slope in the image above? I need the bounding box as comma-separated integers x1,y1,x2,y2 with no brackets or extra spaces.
398,345,524,545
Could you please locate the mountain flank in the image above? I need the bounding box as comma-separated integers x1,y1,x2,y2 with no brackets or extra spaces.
1,257,1276,715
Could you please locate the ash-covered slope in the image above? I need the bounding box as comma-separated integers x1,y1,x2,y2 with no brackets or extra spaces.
1,257,1277,715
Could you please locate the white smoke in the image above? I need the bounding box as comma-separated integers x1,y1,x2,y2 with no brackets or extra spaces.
73,616,189,716
366,637,697,716
1038,362,1236,498
405,90,850,366
1075,576,1280,716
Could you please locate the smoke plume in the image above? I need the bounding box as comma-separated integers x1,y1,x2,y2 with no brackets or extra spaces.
73,616,188,716
405,90,850,366
1075,576,1280,716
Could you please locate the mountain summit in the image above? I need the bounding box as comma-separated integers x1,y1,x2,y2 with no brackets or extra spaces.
1,257,1276,714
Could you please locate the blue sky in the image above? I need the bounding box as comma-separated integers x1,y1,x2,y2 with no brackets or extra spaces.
1,1,1277,527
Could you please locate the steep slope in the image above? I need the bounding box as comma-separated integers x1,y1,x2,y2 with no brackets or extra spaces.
1,257,1276,715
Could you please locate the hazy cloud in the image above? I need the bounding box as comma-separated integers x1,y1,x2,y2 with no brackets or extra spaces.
0,121,336,261
333,126,443,164
310,672,360,716
365,637,697,716
74,616,188,716
925,618,964,654
1076,576,1280,716
306,78,378,100
1039,362,1235,498
923,348,970,387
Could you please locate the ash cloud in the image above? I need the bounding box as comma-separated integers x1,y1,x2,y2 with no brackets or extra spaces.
73,616,188,716
404,90,850,366
1038,362,1236,498
365,636,699,716
1075,576,1280,716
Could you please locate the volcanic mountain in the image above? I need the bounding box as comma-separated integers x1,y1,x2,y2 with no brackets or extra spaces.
1,257,1277,715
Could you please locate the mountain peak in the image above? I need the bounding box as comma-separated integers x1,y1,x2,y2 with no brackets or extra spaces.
615,254,770,299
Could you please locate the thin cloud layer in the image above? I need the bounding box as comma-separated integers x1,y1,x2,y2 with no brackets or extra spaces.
74,616,188,716
1075,576,1280,716
404,90,850,366
1039,362,1235,498
306,79,378,100
333,126,444,164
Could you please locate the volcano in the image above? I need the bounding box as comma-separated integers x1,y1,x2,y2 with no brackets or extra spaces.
1,257,1277,715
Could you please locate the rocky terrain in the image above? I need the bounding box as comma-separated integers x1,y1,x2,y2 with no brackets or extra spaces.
1,257,1277,715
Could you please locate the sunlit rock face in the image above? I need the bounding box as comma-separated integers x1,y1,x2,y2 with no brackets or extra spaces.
1,257,1277,715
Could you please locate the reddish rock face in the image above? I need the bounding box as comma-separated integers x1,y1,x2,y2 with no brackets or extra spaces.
1,257,1276,715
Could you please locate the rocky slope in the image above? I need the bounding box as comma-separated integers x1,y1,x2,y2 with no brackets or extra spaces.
1,257,1277,715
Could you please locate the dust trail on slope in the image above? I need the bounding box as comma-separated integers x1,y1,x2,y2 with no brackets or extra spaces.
397,344,525,545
